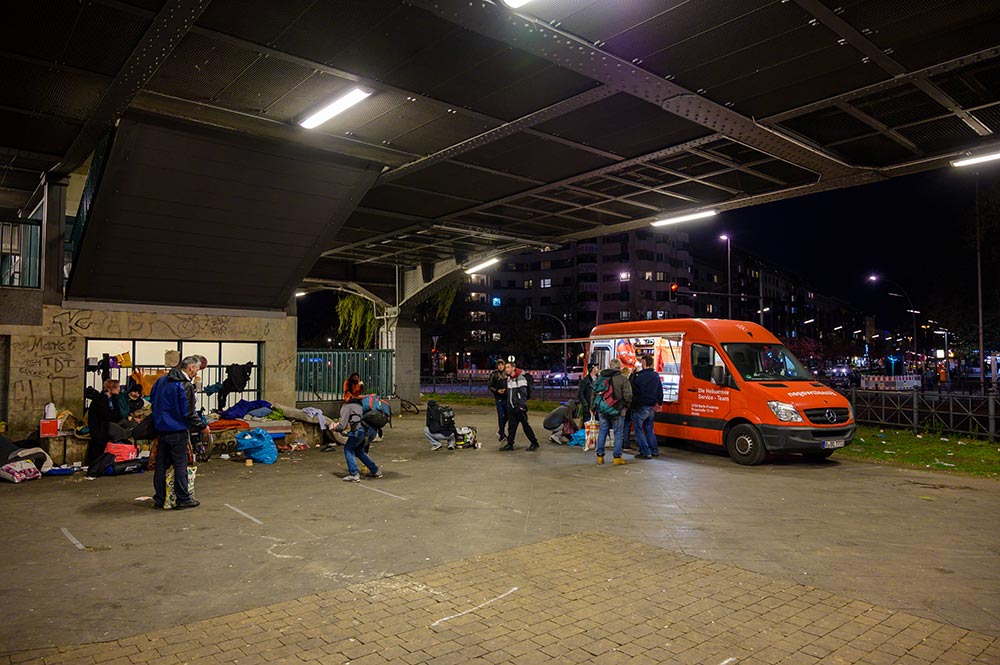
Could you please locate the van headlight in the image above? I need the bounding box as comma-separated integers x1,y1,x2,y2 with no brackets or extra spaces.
767,401,803,422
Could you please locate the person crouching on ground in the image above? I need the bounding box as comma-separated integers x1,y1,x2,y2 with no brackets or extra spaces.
500,359,539,451
543,399,579,444
150,356,210,509
424,399,457,450
331,400,381,482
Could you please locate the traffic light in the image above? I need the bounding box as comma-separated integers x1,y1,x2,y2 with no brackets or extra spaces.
668,282,679,302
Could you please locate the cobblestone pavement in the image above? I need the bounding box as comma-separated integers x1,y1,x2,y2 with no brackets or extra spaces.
4,532,998,664
1,405,997,663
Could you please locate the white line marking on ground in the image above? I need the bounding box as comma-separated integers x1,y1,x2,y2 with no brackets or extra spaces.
455,495,522,513
225,503,263,524
431,587,519,627
358,484,408,500
719,657,738,665
60,527,85,550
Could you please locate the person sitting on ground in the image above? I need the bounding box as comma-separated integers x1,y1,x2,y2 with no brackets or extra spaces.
116,383,146,422
424,399,457,450
85,379,127,464
542,399,579,444
342,372,364,403
330,401,381,482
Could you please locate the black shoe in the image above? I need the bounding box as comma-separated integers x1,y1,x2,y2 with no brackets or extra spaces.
499,444,514,451
526,443,539,451
498,433,506,442
151,502,163,509
175,499,200,510
633,453,652,459
650,451,660,457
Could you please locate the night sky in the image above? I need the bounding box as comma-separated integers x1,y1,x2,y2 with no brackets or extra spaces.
687,165,1000,331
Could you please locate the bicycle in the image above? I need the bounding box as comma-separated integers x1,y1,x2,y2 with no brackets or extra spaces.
385,384,419,415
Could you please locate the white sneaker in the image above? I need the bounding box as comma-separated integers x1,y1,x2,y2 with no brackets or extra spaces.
342,474,360,482
549,433,561,444
430,443,442,451
447,444,455,450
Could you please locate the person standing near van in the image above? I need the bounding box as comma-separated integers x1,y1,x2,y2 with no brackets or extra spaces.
592,358,633,465
630,354,663,459
500,359,539,451
488,359,508,441
576,363,599,429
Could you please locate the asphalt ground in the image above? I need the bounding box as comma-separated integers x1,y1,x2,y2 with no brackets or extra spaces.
1,404,997,663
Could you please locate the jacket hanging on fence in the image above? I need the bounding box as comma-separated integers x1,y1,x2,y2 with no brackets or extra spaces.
217,362,254,411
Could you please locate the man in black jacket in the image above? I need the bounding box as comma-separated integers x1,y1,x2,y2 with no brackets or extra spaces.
500,360,539,451
488,359,508,441
630,354,664,459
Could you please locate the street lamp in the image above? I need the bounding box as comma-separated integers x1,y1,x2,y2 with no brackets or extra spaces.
868,274,918,367
719,234,732,319
950,154,996,392
934,329,950,362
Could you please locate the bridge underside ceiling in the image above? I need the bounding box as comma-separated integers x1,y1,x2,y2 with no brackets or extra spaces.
2,0,998,302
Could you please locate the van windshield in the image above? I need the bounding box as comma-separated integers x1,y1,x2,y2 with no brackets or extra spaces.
721,343,813,382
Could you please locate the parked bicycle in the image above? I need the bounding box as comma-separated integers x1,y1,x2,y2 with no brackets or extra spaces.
385,384,419,415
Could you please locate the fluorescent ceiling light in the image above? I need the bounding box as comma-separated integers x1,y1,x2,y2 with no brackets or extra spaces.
465,257,499,274
502,0,535,7
833,325,843,331
294,291,306,297
300,88,372,129
802,319,815,324
651,210,717,227
952,150,1000,168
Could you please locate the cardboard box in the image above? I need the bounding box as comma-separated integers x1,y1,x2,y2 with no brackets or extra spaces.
39,419,59,437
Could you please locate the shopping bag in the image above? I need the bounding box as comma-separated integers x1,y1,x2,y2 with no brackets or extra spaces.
164,465,197,509
584,419,599,451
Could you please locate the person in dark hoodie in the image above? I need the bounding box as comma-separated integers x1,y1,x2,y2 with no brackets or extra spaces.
629,354,663,459
487,359,508,441
500,359,539,451
150,355,210,509
85,379,124,464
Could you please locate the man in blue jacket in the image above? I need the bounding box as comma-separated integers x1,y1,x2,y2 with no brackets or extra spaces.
631,354,664,459
150,355,210,509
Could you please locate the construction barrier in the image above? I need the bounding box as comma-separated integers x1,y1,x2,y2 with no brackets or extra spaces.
861,374,921,391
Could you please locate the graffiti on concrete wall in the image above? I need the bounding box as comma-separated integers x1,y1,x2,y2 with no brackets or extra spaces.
9,335,81,419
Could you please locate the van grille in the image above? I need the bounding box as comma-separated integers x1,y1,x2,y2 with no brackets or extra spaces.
803,407,850,425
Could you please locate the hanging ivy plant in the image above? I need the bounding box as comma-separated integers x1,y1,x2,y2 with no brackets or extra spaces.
335,294,382,348
426,274,461,323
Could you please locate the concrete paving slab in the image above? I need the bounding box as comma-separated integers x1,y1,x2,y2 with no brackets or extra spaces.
0,404,997,661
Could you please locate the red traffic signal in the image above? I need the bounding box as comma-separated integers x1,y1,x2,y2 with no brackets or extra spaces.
668,282,679,302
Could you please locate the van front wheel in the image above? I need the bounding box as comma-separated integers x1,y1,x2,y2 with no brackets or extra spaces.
726,424,767,465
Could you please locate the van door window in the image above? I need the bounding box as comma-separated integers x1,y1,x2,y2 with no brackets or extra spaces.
690,343,726,385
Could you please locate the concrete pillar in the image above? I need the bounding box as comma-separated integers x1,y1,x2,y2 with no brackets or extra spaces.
41,174,68,306
381,316,421,404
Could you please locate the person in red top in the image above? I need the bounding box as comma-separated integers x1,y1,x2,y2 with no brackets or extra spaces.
342,372,364,403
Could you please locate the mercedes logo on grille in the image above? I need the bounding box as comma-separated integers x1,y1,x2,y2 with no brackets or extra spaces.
825,409,838,423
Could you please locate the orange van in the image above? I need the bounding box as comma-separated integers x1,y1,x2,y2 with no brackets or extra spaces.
584,319,855,465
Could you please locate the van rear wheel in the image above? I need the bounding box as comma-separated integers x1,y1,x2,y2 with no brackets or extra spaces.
726,424,767,465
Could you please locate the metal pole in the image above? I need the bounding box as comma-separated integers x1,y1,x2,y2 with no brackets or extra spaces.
726,237,732,319
758,265,764,326
976,173,986,394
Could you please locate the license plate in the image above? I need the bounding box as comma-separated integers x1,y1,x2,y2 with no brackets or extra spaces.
821,440,845,449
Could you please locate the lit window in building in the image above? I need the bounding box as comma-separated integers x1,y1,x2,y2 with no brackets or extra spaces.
523,279,533,289
706,304,715,313
655,271,666,281
492,333,501,342
491,296,501,307
646,311,653,319
619,271,630,281
713,274,719,283
541,261,551,270
643,271,653,280
540,278,551,288
620,311,629,320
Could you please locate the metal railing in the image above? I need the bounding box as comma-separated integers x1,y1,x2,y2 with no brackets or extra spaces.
295,350,393,401
419,374,579,402
849,388,997,442
0,219,41,288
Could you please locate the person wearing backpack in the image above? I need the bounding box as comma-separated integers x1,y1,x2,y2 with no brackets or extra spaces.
331,400,382,481
488,359,508,441
500,359,540,451
591,358,633,465
424,399,457,450
630,354,664,459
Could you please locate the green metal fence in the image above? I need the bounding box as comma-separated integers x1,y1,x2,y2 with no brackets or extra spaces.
296,349,393,401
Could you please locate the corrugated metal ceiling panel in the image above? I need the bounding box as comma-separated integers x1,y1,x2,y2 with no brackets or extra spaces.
0,0,79,62
896,115,982,153
852,86,946,127
456,133,615,182
0,54,108,120
214,56,315,114
830,133,915,167
148,32,262,101
779,107,874,145
745,159,817,185
388,113,495,156
196,0,315,46
534,93,712,158
932,60,1000,109
360,186,469,219
61,2,149,77
348,100,449,147
261,72,360,123
392,162,529,203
